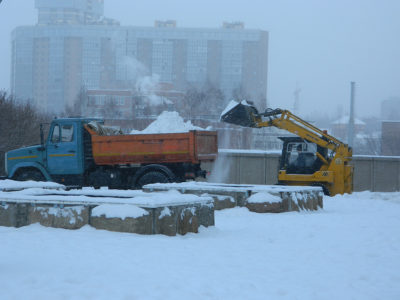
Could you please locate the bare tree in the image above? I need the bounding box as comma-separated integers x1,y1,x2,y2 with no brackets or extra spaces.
0,91,50,175
64,85,88,117
178,83,224,120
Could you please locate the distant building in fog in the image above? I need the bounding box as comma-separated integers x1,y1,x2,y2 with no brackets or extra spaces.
381,97,400,120
11,0,268,115
381,121,400,156
330,115,366,142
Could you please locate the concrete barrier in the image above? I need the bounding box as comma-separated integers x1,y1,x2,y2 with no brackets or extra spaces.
203,151,400,192
353,156,400,192
144,182,323,213
0,190,214,236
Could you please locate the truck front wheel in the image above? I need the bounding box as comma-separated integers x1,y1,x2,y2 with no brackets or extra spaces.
136,171,170,189
14,169,45,182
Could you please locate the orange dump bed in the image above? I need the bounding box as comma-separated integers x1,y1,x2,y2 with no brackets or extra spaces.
87,128,218,166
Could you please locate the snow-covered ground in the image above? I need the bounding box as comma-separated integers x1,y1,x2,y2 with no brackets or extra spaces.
1,192,400,300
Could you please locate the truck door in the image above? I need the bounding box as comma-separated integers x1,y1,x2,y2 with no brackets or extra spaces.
47,123,80,174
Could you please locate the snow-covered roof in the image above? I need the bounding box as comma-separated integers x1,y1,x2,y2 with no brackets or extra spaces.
332,116,366,125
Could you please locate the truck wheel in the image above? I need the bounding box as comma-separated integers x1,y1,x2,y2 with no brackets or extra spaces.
136,171,170,189
14,169,45,182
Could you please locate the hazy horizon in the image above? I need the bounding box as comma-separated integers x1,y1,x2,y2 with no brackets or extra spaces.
1,0,399,118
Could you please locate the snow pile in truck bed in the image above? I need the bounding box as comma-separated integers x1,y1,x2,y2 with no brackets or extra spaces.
130,111,207,134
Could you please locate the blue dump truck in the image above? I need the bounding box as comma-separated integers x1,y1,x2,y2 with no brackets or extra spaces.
4,117,218,189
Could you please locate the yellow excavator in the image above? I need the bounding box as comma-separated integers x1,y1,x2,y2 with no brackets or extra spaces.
220,101,353,196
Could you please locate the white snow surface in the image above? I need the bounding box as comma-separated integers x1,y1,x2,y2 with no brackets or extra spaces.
0,188,212,207
130,111,206,134
92,204,149,220
159,207,172,219
146,181,322,193
219,148,282,155
247,191,282,203
0,179,64,191
2,191,399,299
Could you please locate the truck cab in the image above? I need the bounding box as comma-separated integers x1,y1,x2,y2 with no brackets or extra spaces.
6,118,100,186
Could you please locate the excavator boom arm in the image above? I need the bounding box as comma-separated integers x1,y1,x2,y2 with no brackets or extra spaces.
257,109,343,152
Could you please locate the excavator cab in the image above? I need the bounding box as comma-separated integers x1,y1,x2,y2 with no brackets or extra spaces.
279,137,327,175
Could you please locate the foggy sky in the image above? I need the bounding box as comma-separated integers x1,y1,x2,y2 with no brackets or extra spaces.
0,0,399,118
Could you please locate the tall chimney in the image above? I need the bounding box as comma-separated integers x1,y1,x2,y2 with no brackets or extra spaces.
348,81,355,147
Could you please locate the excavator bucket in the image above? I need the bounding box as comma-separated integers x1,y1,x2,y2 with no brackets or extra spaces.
220,100,259,128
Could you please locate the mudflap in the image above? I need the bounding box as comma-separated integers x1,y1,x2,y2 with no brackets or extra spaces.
220,101,259,127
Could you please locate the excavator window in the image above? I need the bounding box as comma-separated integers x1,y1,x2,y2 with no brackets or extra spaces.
286,142,317,174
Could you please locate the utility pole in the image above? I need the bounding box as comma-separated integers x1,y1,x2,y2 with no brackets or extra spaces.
348,81,355,147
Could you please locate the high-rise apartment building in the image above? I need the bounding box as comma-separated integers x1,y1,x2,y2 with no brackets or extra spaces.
11,0,268,115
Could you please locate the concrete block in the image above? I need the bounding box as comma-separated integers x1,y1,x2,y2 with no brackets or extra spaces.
246,201,284,213
145,183,323,213
201,190,249,207
0,203,18,227
204,194,235,210
203,190,248,207
278,192,296,212
317,192,323,209
153,203,214,236
154,206,178,236
146,186,249,208
281,191,323,212
0,203,30,227
197,203,215,227
177,206,199,235
90,208,153,234
29,205,89,229
245,192,284,213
